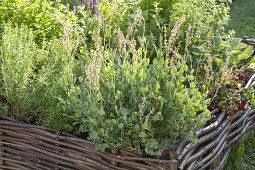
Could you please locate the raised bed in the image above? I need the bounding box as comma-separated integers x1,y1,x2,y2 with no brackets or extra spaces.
0,107,255,170
0,40,255,170
0,72,254,170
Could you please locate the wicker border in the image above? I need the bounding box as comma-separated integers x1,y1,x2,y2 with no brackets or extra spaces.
0,117,178,170
178,108,255,170
0,107,255,170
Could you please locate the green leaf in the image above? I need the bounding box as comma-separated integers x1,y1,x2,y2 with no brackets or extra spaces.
235,43,247,50
96,92,104,101
152,112,163,121
155,82,160,91
139,131,147,138
212,36,221,46
231,38,241,48
248,56,255,64
75,86,81,95
98,109,105,116
100,128,105,134
120,107,129,120
118,123,124,129
79,123,87,133
115,90,122,100
95,143,108,151
142,121,150,130
89,130,99,140
141,86,149,93
157,96,164,103
214,57,224,67
238,46,253,61
246,63,255,71
59,78,64,87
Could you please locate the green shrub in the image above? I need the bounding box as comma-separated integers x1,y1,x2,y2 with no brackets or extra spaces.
0,24,41,120
0,24,78,131
59,19,211,155
0,0,77,43
78,0,232,95
57,1,253,155
96,0,230,48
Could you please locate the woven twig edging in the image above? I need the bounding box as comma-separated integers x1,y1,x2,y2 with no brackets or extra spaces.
0,117,178,170
177,109,255,170
0,109,254,170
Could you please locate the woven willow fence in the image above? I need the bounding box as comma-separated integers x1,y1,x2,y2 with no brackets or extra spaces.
0,107,254,170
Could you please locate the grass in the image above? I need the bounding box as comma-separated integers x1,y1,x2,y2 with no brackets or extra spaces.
224,132,255,169
225,0,255,38
224,0,255,169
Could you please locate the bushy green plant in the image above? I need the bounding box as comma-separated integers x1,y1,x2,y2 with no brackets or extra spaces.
0,0,77,43
206,37,255,106
79,0,233,95
0,24,41,120
0,24,78,131
97,0,230,48
54,2,254,156
58,18,211,155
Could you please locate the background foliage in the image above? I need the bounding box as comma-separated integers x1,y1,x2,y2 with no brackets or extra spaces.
0,0,77,43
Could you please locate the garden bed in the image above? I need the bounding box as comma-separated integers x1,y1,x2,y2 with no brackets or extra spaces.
0,76,254,170
0,1,254,170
